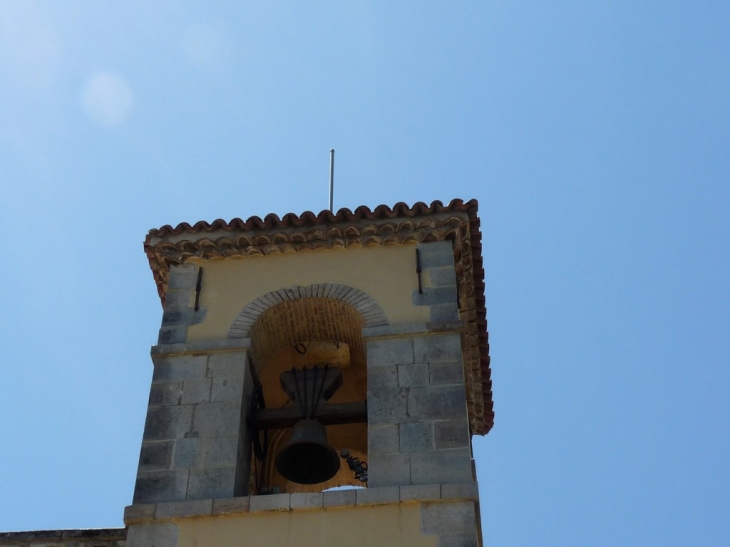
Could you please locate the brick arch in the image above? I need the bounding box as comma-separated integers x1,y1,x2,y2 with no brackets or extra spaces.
227,283,388,339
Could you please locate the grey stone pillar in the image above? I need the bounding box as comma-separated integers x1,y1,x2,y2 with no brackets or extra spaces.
133,349,253,503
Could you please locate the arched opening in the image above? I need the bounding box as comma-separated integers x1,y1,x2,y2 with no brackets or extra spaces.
246,296,370,494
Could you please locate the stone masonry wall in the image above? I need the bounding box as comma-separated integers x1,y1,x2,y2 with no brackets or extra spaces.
133,349,252,503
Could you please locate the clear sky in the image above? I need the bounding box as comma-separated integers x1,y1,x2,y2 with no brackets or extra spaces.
1,2,728,545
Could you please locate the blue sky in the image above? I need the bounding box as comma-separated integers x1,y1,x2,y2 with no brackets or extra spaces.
1,2,728,545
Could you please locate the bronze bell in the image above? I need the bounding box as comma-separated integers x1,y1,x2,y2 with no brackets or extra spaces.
275,419,340,484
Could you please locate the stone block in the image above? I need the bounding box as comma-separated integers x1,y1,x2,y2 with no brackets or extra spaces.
407,386,467,421
212,497,250,515
249,493,291,512
429,362,464,386
417,241,454,268
368,365,398,390
437,532,479,547
410,448,472,485
167,264,198,290
207,351,247,379
158,326,187,345
149,381,182,407
368,425,400,455
181,378,211,405
414,333,462,364
400,422,433,453
420,501,477,535
367,388,407,425
161,310,190,327
163,289,192,310
172,437,202,469
398,363,429,388
441,482,479,501
290,492,323,511
152,355,207,382
187,467,236,500
356,486,399,506
155,499,212,519
367,338,414,367
367,453,410,488
126,522,179,547
434,419,470,450
123,504,157,524
323,489,356,508
412,287,458,308
211,377,244,402
133,470,189,504
427,265,457,287
191,401,241,437
138,441,173,472
203,436,238,467
429,303,459,323
143,405,193,441
400,484,441,503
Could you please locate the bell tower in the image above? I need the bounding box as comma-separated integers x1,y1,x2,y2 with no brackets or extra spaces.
124,199,493,547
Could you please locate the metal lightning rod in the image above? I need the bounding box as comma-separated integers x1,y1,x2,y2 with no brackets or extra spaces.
329,149,335,212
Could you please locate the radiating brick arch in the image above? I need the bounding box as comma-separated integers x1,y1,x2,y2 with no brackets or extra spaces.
228,283,388,339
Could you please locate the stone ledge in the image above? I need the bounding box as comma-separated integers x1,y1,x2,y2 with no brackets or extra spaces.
363,322,464,340
151,338,250,357
123,483,479,523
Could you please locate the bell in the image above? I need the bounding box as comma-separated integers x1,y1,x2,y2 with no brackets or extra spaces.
275,419,340,484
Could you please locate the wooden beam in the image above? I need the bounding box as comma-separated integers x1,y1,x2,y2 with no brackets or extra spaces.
251,401,367,430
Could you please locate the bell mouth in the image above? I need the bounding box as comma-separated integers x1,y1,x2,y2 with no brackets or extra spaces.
275,420,341,484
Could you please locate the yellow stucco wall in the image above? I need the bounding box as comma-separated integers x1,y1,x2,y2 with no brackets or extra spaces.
174,504,436,547
186,244,429,342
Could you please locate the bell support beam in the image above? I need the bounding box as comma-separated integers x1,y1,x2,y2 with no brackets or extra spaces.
250,401,367,430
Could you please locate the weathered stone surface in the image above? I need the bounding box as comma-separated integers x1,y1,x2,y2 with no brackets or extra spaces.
323,489,356,508
367,338,414,367
212,497,250,515
187,467,236,500
400,422,433,453
437,532,479,547
427,266,458,287
167,264,198,290
367,388,407,425
420,501,477,535
148,381,182,407
124,504,157,524
412,287,458,308
429,303,459,323
172,437,202,469
417,242,454,268
163,289,191,310
202,436,238,467
191,401,241,437
207,351,247,379
413,334,462,364
210,377,243,402
152,355,207,382
441,482,479,501
143,406,193,441
410,448,472,485
155,499,212,519
429,362,464,386
133,470,189,504
249,493,290,512
181,378,211,405
407,386,467,421
138,441,173,472
367,453,410,488
290,492,323,510
368,365,399,390
368,425,400,455
356,486,398,506
398,363,429,388
158,326,187,345
400,483,440,503
126,522,178,547
433,419,470,450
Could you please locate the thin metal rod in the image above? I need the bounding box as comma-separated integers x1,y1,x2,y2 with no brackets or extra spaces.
194,267,203,310
329,149,335,212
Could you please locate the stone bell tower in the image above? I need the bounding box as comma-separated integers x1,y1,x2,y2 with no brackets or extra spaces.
124,199,494,547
